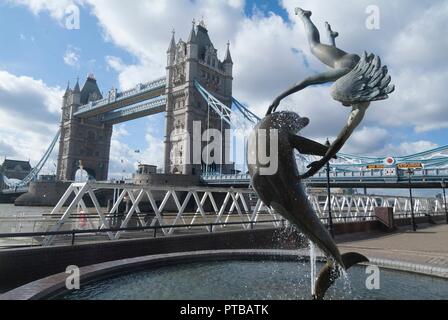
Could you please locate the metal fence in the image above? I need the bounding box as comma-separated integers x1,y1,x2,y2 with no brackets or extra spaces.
0,182,446,248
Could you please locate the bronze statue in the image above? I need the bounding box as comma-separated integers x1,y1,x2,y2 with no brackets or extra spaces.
248,7,394,299
248,111,368,300
267,8,395,179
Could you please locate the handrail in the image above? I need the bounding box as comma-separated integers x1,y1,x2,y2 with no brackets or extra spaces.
0,219,285,242
1,212,445,248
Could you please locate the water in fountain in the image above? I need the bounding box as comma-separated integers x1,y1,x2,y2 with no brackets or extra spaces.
309,240,317,296
341,268,353,296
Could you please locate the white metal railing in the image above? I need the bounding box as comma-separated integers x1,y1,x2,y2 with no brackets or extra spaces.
41,182,281,246
308,193,445,223
201,171,448,185
314,168,448,180
37,182,446,246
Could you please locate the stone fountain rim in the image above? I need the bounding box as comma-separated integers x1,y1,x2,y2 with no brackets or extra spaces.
1,249,447,300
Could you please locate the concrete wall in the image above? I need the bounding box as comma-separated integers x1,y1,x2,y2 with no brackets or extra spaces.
14,181,71,207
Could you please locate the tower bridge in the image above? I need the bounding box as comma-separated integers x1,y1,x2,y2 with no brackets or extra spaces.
57,21,235,182
1,21,448,195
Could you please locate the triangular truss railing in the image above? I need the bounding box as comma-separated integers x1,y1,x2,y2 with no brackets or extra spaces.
41,182,445,246
42,182,280,246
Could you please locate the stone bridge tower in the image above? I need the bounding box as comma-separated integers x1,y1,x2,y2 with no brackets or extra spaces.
56,75,113,181
164,21,234,175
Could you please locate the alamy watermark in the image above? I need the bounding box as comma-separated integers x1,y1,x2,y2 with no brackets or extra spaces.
365,5,381,30
65,5,80,30
66,265,80,290
168,121,279,176
365,265,381,290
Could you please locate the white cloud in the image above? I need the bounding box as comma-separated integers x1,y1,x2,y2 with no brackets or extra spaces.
340,127,390,155
92,0,448,140
388,141,438,157
63,45,81,68
279,0,448,136
0,70,62,165
105,55,154,90
109,120,165,178
339,127,438,157
5,0,81,21
5,0,448,167
13,0,448,120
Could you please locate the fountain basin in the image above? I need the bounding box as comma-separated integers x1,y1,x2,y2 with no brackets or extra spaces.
1,250,447,300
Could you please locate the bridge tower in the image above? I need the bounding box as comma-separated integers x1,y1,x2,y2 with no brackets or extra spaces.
164,20,234,175
56,76,113,181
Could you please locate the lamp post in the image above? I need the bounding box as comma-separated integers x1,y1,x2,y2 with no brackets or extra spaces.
407,169,417,232
442,181,448,225
326,139,335,238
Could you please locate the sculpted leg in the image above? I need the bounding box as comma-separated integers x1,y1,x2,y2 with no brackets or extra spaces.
295,7,347,68
325,22,339,47
299,103,370,179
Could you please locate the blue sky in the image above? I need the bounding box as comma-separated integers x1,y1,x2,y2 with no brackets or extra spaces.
0,0,161,172
0,0,447,180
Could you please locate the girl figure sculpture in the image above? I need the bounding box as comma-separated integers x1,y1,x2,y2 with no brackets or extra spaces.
267,7,395,179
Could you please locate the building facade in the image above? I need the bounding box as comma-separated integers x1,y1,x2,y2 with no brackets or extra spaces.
164,21,234,175
0,159,32,180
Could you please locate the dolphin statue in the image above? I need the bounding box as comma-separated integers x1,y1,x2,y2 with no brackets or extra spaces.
247,111,369,299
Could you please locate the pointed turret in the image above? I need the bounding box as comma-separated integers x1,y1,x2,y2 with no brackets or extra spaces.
73,78,81,94
167,29,176,53
224,41,233,64
63,82,71,97
186,20,198,61
188,20,197,44
223,42,233,97
65,77,81,109
81,74,103,104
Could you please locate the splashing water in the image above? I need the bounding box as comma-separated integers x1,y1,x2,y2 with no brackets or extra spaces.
340,268,354,297
309,241,317,297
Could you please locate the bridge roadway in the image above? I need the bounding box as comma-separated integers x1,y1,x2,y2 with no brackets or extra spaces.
201,170,448,189
98,95,167,125
73,77,166,120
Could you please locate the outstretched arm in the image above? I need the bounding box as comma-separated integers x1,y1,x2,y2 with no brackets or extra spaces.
266,68,350,116
300,103,369,179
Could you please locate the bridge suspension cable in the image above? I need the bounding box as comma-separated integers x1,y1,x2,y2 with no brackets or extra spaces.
194,81,260,127
194,80,261,175
2,130,61,190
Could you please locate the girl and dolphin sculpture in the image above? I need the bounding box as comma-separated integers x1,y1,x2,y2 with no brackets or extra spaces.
248,8,395,299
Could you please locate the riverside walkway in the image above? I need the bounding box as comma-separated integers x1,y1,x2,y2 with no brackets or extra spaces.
337,223,448,276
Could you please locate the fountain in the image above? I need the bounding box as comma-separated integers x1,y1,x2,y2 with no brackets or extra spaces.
53,254,448,300
2,8,446,302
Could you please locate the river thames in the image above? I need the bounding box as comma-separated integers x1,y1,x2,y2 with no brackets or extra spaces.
0,204,54,247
